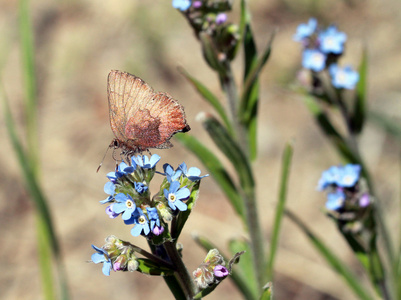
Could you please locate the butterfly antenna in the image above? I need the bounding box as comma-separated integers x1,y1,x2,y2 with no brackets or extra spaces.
97,144,112,173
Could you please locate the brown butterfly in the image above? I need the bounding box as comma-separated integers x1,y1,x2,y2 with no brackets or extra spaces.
107,70,190,158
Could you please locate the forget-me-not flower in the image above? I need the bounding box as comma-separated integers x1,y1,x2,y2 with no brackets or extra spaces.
293,18,318,41
326,190,345,211
302,49,326,72
91,245,112,276
179,162,209,181
125,207,151,237
112,193,137,220
172,0,191,11
132,154,161,169
329,64,359,89
164,181,190,211
318,26,347,54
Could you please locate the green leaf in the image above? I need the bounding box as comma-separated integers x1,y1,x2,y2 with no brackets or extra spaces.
229,239,258,299
350,47,368,134
240,30,275,160
266,142,293,281
171,181,200,240
285,209,374,300
136,258,175,276
368,111,401,140
200,32,226,76
200,115,254,191
303,96,359,163
176,133,245,222
240,30,275,123
178,66,233,135
232,0,248,59
1,85,68,299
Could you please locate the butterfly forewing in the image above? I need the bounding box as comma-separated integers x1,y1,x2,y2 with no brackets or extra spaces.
107,70,190,154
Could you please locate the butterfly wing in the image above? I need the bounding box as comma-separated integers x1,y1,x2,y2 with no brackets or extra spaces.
107,70,190,152
107,70,153,148
140,92,190,149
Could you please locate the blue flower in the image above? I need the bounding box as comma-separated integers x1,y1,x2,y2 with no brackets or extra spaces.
179,162,209,181
318,26,347,54
125,207,151,236
317,166,342,190
336,164,361,188
163,163,182,182
302,49,326,72
326,189,345,210
132,154,161,169
293,18,318,41
112,193,136,220
100,181,115,204
164,181,190,211
172,0,191,11
106,161,135,182
134,182,148,194
91,245,112,276
329,64,359,89
318,164,361,190
146,207,160,230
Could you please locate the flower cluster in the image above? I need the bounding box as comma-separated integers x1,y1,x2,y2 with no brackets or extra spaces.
294,18,359,90
318,164,372,231
91,236,139,276
172,0,240,68
193,249,229,289
91,154,209,275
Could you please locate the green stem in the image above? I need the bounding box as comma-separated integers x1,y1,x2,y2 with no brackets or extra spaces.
220,63,265,289
164,241,196,299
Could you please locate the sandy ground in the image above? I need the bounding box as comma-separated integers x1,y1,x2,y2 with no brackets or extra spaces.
0,0,400,299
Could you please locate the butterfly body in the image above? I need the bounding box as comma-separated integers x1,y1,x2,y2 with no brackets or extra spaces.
107,70,190,156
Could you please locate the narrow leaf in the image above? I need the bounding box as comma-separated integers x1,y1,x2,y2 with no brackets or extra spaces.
351,47,368,134
286,209,374,300
303,96,359,163
369,111,401,140
266,142,293,280
178,66,233,134
200,114,254,191
175,133,245,222
200,32,226,76
136,259,175,276
229,239,258,299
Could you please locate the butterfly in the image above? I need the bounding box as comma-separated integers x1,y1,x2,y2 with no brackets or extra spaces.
107,70,190,159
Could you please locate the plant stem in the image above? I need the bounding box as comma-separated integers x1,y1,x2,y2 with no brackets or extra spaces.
164,241,196,300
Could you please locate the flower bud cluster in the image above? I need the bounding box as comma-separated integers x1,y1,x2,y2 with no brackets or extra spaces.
193,249,229,290
317,164,372,232
173,0,240,66
91,236,139,276
294,18,359,90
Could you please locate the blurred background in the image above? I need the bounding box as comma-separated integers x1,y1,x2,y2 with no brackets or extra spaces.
1,0,400,299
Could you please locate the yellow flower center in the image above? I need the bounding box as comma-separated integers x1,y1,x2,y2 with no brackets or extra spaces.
168,193,176,202
126,199,134,209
